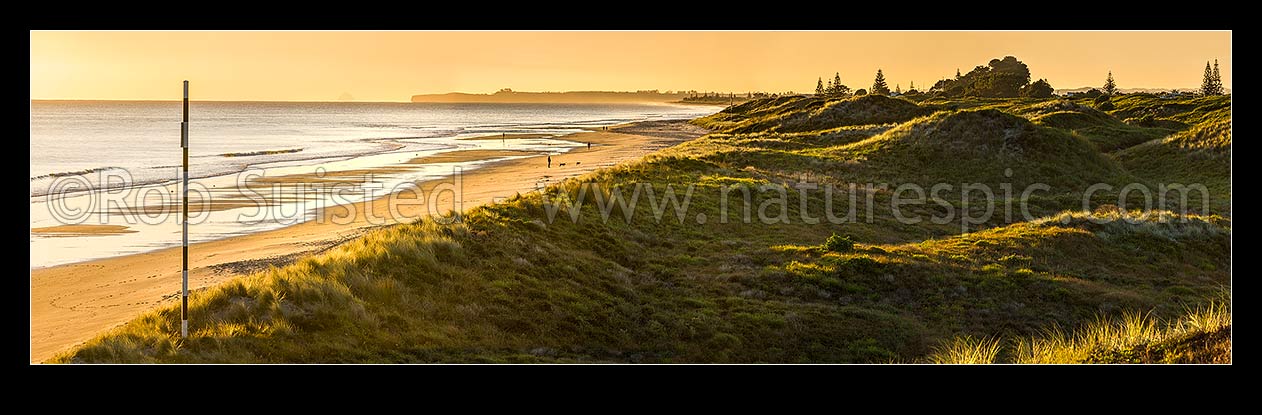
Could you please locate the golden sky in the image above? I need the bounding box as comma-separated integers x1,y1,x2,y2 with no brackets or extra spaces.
30,31,1231,101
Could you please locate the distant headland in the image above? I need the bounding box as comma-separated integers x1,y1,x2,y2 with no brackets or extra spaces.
410,88,757,104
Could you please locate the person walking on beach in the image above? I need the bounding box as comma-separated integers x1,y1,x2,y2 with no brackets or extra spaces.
547,154,552,168
587,141,591,149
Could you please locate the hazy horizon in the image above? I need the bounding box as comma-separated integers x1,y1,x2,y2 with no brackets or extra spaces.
31,31,1230,102
28,85,1228,104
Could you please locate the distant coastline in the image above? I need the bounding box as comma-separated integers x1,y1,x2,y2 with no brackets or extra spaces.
411,89,699,104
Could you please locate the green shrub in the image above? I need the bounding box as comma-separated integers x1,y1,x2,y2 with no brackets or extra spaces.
823,233,856,252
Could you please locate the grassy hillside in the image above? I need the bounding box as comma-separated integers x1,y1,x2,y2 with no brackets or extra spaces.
820,108,1122,189
54,94,1230,363
1115,118,1232,215
1011,100,1173,152
695,95,930,134
1105,94,1232,128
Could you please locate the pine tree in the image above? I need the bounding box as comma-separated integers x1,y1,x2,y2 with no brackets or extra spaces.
1212,59,1223,95
871,69,890,95
956,68,962,79
832,73,843,95
910,81,915,91
816,77,825,95
1102,71,1117,95
1201,61,1217,96
826,78,836,95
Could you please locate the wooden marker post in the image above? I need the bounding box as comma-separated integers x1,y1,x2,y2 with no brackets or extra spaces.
181,80,189,338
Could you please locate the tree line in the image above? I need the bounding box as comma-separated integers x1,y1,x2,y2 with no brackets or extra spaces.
814,69,898,98
812,56,1228,99
815,56,1054,99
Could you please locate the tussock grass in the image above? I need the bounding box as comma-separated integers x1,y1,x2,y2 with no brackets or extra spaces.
930,336,1002,364
930,301,1230,364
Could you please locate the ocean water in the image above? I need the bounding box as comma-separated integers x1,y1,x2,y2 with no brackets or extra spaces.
30,101,718,267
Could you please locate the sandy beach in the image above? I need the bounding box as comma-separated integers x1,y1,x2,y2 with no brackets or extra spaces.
29,120,708,362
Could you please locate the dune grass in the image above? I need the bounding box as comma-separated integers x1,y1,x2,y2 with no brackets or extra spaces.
928,300,1230,364
929,336,1002,364
53,94,1230,363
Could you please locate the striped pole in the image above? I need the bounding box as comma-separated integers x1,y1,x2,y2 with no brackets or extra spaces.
181,80,189,338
